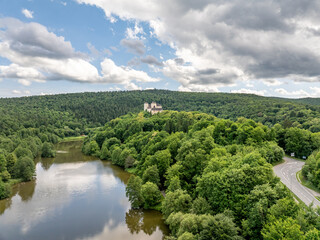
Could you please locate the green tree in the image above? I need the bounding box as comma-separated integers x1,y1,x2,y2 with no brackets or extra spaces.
305,229,320,240
142,165,160,186
126,175,144,209
285,128,312,158
146,149,171,180
14,146,33,159
177,232,196,240
0,153,7,173
268,198,299,221
162,190,192,219
262,217,304,240
191,197,212,215
6,153,17,175
83,140,100,156
41,142,56,158
111,147,122,166
14,156,35,181
125,155,135,169
198,212,241,240
0,180,10,200
167,176,181,192
100,143,111,160
141,182,162,209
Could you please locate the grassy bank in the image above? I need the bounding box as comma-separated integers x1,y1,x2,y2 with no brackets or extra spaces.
272,158,285,166
297,170,320,194
59,136,86,142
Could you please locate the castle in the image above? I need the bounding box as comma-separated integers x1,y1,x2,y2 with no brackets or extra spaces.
144,102,163,115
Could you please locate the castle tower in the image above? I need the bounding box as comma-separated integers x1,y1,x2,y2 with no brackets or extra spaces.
144,102,150,111
151,102,157,109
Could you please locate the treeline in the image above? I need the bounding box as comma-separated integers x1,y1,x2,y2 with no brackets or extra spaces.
83,111,320,239
2,90,320,131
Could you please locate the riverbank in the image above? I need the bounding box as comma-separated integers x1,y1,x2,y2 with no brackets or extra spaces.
59,136,86,142
0,140,168,240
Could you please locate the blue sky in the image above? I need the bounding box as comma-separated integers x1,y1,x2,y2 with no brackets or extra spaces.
1,0,320,98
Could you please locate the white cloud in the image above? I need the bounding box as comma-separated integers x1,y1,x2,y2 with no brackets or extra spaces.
124,82,142,90
231,88,267,96
18,79,32,86
12,89,32,95
163,58,237,92
40,92,52,96
310,87,320,96
12,90,21,94
22,9,34,19
76,0,320,91
246,82,254,88
100,58,159,84
0,18,157,89
275,87,320,98
275,88,310,98
0,64,45,80
126,22,145,39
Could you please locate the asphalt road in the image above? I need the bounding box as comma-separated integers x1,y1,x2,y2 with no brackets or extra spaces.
273,156,320,208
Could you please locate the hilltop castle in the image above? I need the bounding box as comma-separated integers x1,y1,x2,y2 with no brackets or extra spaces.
144,102,163,115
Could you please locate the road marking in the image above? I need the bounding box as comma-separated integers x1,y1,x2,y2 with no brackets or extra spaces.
274,157,320,208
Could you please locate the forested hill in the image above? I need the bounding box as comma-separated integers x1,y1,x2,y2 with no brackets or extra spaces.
1,90,320,132
293,98,320,106
83,111,320,239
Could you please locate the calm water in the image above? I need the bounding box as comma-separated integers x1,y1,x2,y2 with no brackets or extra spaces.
0,141,169,240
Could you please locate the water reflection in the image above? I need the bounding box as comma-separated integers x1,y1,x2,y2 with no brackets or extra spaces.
0,141,168,240
126,209,168,236
18,180,36,202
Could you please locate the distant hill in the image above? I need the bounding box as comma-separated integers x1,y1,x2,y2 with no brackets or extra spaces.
292,98,320,106
1,89,320,132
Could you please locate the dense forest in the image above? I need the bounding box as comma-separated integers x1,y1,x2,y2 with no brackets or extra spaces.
2,90,320,198
3,90,320,238
0,101,88,199
2,90,320,131
83,110,320,239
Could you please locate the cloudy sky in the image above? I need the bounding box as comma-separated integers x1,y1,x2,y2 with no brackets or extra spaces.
1,0,320,98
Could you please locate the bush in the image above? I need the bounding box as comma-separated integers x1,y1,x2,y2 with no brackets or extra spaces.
0,180,11,200
14,156,35,181
141,182,162,209
41,142,56,158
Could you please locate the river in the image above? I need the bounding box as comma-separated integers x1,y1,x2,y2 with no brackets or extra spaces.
0,141,169,240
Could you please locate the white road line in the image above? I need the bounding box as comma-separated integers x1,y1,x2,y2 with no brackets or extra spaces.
274,157,320,208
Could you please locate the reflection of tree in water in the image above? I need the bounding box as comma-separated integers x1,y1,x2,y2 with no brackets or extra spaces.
126,209,143,234
53,141,97,164
41,158,54,171
0,197,12,215
142,211,159,235
125,209,169,236
0,183,20,215
102,161,131,185
18,180,36,202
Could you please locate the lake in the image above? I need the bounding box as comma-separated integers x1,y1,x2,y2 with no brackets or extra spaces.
0,141,169,240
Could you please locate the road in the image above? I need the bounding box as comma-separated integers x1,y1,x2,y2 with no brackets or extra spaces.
273,156,320,208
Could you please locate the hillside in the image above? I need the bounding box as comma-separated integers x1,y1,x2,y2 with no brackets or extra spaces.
83,110,320,239
1,90,320,132
293,98,320,106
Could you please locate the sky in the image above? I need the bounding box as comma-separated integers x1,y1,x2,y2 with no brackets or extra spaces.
1,0,320,98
